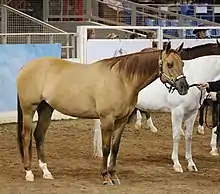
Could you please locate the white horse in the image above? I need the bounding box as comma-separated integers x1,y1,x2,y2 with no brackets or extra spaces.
93,55,220,173
132,103,219,157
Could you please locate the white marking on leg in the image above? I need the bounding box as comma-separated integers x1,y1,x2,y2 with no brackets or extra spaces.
197,124,205,135
210,127,219,156
135,110,142,129
93,119,103,158
107,151,111,168
39,160,54,180
147,117,158,132
25,170,34,182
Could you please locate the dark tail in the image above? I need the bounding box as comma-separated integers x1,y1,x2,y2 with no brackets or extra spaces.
17,95,24,160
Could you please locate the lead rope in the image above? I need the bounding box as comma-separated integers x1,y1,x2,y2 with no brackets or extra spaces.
165,83,203,105
188,83,203,106
204,105,214,129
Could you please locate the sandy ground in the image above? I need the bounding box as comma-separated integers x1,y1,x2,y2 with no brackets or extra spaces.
0,112,220,194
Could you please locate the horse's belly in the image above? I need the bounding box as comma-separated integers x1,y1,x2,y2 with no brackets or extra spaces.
45,92,99,119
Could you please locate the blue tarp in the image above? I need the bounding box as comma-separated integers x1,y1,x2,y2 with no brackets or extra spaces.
0,44,61,112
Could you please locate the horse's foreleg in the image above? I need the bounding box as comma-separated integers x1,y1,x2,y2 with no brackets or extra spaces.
100,116,114,185
108,117,128,185
22,110,35,181
210,127,219,156
93,119,103,158
171,108,184,173
184,111,198,172
210,102,219,156
34,101,54,180
198,105,205,135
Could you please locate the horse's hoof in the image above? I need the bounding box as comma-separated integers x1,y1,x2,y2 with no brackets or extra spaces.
43,173,54,180
210,150,219,156
25,170,34,182
173,165,183,173
197,125,204,135
135,124,141,129
112,178,121,185
188,165,198,172
93,152,103,158
103,180,114,186
150,127,158,133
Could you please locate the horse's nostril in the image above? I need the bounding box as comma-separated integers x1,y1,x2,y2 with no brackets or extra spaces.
181,84,184,89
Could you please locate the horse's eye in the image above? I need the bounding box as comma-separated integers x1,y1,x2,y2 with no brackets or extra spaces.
167,62,173,68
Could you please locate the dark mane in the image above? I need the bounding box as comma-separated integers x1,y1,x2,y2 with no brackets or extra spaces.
100,49,180,79
183,43,217,51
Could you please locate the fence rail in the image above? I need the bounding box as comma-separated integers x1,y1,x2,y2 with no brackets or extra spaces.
1,4,66,33
0,33,77,58
45,0,220,27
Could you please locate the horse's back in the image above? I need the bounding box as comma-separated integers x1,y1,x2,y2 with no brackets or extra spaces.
16,57,88,106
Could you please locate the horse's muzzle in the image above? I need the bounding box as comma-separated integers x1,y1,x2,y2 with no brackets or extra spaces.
174,75,189,95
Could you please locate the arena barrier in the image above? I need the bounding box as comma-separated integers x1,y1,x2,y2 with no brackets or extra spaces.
76,25,220,64
0,57,80,124
0,43,79,124
1,26,220,124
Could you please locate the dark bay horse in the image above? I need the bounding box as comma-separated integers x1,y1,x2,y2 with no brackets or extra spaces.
16,42,188,185
129,40,220,135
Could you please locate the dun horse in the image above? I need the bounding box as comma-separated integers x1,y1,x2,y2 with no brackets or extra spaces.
16,42,188,185
130,40,220,135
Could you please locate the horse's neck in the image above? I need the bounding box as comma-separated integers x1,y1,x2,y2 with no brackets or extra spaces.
182,47,215,60
133,53,160,93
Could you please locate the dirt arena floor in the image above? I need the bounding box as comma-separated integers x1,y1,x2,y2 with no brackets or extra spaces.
1,112,220,194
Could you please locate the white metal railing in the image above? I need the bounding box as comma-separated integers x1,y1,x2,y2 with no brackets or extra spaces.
77,25,220,63
0,32,77,58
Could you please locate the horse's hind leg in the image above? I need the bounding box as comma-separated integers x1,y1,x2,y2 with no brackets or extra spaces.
93,119,103,158
34,101,54,180
22,108,36,181
135,109,142,129
145,111,158,133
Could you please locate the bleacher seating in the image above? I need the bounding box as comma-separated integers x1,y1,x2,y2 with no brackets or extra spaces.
144,3,220,38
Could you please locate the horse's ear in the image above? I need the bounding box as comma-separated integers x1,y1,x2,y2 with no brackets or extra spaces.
176,42,184,53
217,39,220,47
165,41,171,53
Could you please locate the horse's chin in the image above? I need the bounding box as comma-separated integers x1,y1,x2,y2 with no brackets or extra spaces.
177,89,188,96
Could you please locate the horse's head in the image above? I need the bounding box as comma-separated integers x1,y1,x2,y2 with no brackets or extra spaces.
160,41,189,95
